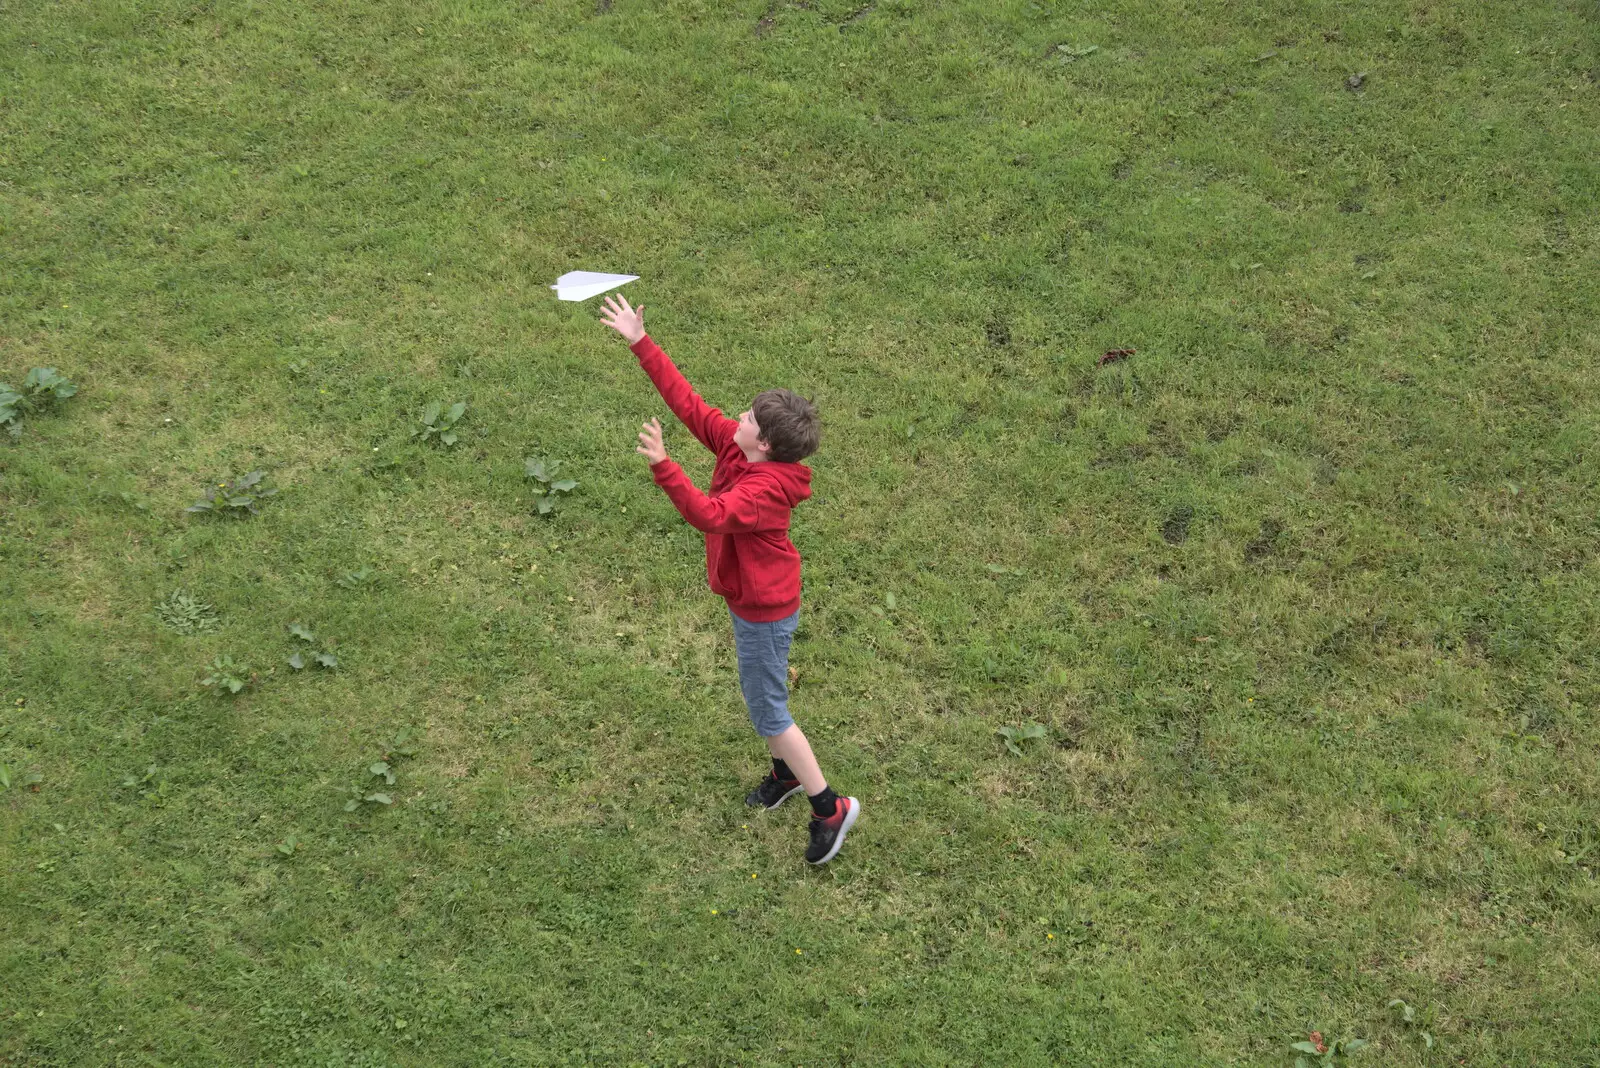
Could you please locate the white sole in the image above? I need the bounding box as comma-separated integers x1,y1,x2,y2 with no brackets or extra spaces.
808,798,860,865
754,784,804,811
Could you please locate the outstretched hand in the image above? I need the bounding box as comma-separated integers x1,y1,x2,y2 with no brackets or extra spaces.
636,417,668,465
600,294,646,345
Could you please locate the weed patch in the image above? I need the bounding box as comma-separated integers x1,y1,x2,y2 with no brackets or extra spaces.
336,728,420,812
155,589,220,634
524,456,578,516
0,367,77,440
200,655,251,696
414,401,466,447
186,471,277,518
285,623,340,671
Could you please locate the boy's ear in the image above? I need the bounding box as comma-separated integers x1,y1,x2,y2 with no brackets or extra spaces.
755,435,773,456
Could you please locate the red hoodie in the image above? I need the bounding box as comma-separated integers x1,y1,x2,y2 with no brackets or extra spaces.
631,334,813,622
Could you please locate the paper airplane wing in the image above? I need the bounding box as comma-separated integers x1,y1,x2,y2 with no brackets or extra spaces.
551,271,639,302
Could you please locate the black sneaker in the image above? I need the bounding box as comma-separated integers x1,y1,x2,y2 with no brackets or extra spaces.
804,797,860,865
745,772,803,810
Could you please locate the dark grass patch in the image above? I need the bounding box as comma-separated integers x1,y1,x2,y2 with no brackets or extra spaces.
1161,505,1195,545
1244,517,1285,562
838,3,875,31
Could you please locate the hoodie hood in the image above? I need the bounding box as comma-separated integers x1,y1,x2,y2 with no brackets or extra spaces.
755,461,812,508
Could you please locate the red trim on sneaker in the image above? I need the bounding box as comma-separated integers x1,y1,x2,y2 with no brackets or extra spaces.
806,797,860,865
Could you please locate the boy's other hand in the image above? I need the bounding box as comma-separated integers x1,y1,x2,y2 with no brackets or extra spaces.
600,294,646,345
636,417,668,465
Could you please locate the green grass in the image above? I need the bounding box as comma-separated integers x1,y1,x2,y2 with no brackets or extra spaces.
2,0,1598,1063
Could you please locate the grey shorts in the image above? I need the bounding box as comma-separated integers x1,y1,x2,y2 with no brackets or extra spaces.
729,608,799,738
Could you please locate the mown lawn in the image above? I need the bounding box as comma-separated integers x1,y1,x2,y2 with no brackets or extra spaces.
2,0,1597,1064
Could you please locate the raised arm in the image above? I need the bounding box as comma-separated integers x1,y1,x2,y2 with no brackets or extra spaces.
630,335,737,454
600,295,735,454
649,459,775,533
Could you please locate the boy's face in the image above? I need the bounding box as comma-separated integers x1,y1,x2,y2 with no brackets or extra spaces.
734,408,770,458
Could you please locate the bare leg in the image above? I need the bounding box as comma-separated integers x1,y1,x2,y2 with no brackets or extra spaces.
765,724,827,796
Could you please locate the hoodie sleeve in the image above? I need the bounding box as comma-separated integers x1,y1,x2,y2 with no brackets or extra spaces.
630,334,737,455
650,461,778,534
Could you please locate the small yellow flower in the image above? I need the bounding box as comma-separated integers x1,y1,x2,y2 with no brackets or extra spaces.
710,909,718,915
794,948,803,955
1046,932,1055,940
750,873,757,879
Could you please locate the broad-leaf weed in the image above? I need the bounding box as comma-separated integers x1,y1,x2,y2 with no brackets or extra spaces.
525,456,578,516
186,471,277,518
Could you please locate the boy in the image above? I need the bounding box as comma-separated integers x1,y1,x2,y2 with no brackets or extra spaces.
600,294,860,865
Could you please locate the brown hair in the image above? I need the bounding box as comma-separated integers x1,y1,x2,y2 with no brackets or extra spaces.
752,388,820,463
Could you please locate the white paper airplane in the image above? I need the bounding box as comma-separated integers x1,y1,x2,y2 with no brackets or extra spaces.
550,271,638,302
